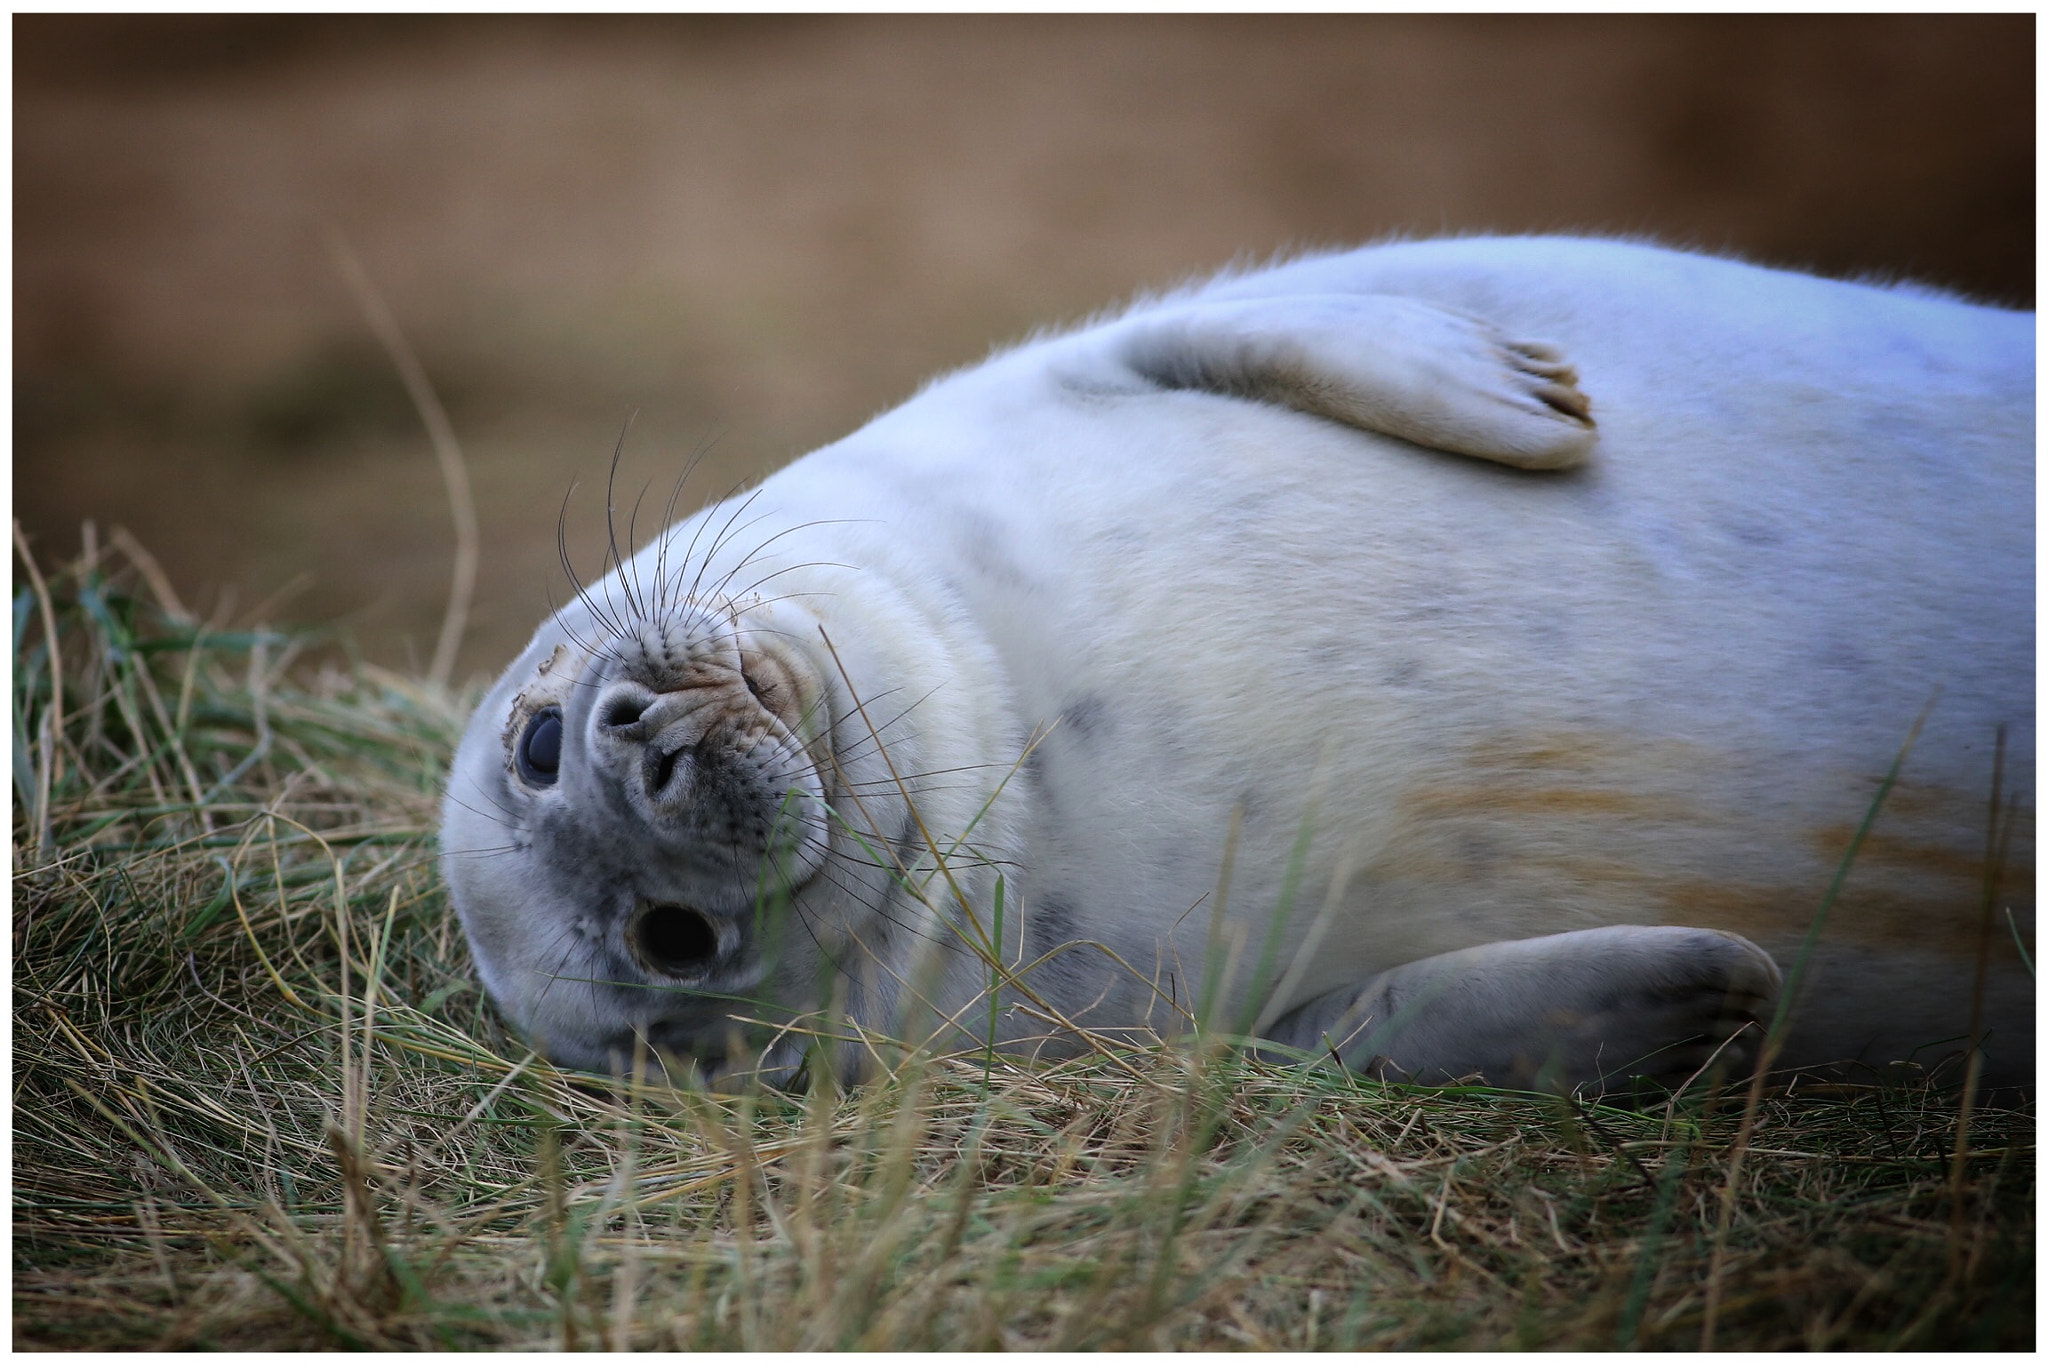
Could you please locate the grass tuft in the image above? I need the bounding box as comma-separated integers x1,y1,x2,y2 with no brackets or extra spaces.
12,535,2034,1350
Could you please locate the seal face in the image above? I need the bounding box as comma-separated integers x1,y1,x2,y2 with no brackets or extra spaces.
442,236,2034,1092
446,588,854,1078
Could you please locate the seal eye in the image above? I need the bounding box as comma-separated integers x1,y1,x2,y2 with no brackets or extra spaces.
516,707,563,786
632,903,722,978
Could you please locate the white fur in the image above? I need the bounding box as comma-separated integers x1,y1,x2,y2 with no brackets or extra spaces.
442,236,2032,1090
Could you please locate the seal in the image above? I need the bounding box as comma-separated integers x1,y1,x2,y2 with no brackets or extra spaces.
441,236,2033,1094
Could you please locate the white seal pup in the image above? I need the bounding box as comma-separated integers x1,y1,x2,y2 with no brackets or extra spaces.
441,236,2033,1093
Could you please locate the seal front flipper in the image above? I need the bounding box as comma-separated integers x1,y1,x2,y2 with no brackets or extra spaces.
1106,294,1597,470
1260,926,1781,1094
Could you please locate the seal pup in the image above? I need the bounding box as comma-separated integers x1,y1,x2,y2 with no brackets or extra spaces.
441,236,2033,1093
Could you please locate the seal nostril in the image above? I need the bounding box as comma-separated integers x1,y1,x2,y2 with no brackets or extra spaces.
646,746,685,795
633,903,721,977
602,696,649,729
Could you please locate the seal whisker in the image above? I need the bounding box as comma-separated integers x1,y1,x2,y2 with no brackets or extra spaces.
798,859,954,952
442,790,527,835
557,487,619,639
555,480,631,647
623,473,659,627
677,485,772,608
538,564,610,658
650,430,724,622
841,760,1013,783
725,610,845,644
701,522,869,608
685,519,863,626
437,843,526,861
527,919,591,1012
692,500,806,575
717,562,860,607
828,693,940,766
666,471,757,597
601,420,648,628
708,515,866,574
834,781,976,802
721,572,854,611
773,865,896,957
450,771,534,830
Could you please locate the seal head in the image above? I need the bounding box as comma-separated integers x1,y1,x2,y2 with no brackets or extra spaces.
442,595,837,1080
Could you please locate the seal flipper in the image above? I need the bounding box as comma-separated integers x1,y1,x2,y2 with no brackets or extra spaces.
1112,294,1597,470
1259,925,1781,1094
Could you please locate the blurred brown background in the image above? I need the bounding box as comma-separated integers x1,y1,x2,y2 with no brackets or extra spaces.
14,15,2034,681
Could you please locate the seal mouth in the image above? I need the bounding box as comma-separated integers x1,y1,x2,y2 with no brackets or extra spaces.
629,900,728,981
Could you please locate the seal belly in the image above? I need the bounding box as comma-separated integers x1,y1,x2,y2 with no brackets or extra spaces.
881,266,2030,1071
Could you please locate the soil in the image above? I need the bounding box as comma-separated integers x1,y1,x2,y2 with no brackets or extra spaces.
14,14,2033,680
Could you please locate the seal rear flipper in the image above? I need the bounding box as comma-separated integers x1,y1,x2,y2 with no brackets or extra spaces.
1109,294,1597,470
1259,925,1781,1094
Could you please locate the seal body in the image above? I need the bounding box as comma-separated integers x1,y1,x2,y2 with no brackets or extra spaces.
442,237,2033,1091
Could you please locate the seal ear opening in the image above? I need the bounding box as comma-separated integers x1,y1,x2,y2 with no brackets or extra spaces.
632,902,722,979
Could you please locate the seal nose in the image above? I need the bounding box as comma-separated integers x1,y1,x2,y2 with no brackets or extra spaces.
593,680,705,803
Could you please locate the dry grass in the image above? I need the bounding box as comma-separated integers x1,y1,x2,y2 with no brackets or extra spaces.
12,537,2034,1350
